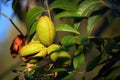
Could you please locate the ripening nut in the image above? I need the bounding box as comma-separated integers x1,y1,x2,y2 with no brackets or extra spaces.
19,41,46,56
47,44,61,55
36,16,56,47
51,51,71,66
47,44,71,66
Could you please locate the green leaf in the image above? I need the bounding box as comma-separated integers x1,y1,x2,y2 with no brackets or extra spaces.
73,46,85,70
61,35,75,50
55,11,81,18
106,66,120,80
74,22,80,30
29,21,38,36
87,6,108,35
50,68,67,73
78,36,90,46
54,0,100,18
87,15,102,35
25,6,45,31
61,72,75,80
97,58,117,77
56,24,80,34
50,0,77,12
77,0,100,16
86,54,102,72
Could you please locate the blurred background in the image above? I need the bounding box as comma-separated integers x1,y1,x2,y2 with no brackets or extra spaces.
0,0,120,80
0,0,26,79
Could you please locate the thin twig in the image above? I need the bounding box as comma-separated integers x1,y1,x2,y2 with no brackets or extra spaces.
0,11,24,36
45,0,51,20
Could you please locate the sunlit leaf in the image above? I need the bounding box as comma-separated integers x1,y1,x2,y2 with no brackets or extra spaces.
73,46,85,70
55,0,100,18
56,24,80,34
61,35,75,50
74,22,80,30
29,21,38,36
55,11,81,18
61,72,75,80
87,15,102,35
50,0,77,12
25,6,45,31
77,0,100,16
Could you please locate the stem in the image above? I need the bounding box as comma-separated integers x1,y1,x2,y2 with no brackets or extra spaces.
0,11,24,36
100,0,111,8
45,0,51,20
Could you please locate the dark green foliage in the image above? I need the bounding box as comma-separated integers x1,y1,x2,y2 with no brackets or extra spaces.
73,46,85,70
61,35,75,50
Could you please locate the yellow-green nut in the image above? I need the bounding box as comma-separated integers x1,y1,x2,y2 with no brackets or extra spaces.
51,51,71,66
34,48,47,57
47,44,71,66
47,44,61,55
36,16,56,47
19,41,46,57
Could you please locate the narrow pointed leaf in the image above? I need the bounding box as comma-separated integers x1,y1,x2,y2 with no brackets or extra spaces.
54,0,100,18
29,21,38,36
74,22,80,30
56,24,80,34
25,6,45,31
61,35,75,50
77,0,100,16
50,0,77,12
73,46,85,70
87,15,102,35
106,66,120,80
55,11,81,18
